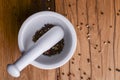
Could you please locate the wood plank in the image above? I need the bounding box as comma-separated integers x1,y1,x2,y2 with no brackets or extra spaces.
0,0,56,80
114,0,120,80
87,0,102,80
77,0,92,80
55,0,91,80
97,0,115,80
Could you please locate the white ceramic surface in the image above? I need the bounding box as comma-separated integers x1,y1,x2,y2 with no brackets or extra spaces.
18,11,77,69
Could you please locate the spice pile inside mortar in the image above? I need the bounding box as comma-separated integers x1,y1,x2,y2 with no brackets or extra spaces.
32,24,64,56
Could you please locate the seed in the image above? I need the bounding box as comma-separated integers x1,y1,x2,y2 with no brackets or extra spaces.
103,41,107,44
100,11,104,15
72,58,75,60
98,50,101,53
68,4,71,7
116,68,120,72
109,68,111,71
109,25,112,28
108,41,110,44
98,65,100,69
117,13,119,16
87,58,90,63
62,72,65,75
78,53,81,56
94,47,97,49
54,47,58,50
67,72,71,76
88,37,90,40
86,25,89,28
81,76,83,79
96,44,98,47
72,62,74,64
87,77,91,80
87,33,90,36
80,22,83,25
57,75,59,78
83,72,86,75
87,36,90,40
77,25,80,28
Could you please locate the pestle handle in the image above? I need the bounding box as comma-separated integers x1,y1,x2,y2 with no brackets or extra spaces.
7,26,64,77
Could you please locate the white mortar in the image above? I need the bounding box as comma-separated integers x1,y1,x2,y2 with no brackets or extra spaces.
18,11,77,69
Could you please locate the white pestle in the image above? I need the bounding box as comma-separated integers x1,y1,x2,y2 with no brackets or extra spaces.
7,26,64,77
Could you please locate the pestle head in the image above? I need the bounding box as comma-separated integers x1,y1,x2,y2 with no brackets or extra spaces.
7,64,20,77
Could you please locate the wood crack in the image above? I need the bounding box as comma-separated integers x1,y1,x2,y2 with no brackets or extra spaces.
113,0,116,79
96,0,103,77
86,0,93,79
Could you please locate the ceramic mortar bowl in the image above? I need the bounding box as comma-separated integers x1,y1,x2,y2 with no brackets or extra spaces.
18,11,77,69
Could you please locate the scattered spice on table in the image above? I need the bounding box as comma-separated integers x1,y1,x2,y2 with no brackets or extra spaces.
87,58,90,63
116,68,120,72
83,72,86,75
100,11,104,15
98,65,100,69
62,72,65,75
32,24,64,56
87,77,91,80
108,68,112,71
67,72,71,76
80,76,83,79
78,68,81,71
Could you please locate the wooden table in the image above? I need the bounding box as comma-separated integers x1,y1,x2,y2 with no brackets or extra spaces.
0,0,120,80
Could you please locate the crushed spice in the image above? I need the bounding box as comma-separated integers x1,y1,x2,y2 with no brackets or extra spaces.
32,24,64,56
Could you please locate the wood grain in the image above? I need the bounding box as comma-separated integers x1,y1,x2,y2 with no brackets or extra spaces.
115,0,120,80
0,0,120,80
0,0,56,80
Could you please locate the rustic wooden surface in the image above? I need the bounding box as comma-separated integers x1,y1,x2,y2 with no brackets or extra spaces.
0,0,120,80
